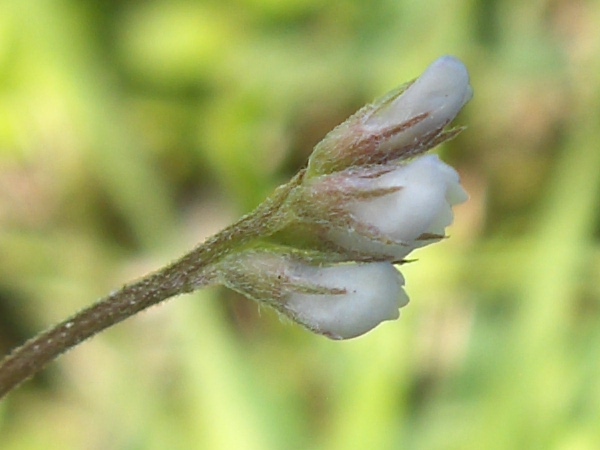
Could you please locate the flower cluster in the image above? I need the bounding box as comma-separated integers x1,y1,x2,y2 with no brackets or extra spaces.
216,56,472,339
0,56,474,402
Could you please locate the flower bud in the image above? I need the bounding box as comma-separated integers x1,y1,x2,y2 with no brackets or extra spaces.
285,261,408,339
307,56,472,176
217,251,408,339
294,154,467,260
363,56,473,154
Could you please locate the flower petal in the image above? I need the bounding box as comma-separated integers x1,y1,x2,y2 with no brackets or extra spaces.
285,262,408,339
326,155,467,257
365,56,473,141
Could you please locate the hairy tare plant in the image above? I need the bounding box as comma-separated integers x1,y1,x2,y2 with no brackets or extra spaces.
0,56,472,398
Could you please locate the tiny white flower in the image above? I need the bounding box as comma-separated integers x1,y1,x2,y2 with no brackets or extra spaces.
218,252,408,340
327,154,468,259
284,262,408,340
363,56,473,156
306,56,473,175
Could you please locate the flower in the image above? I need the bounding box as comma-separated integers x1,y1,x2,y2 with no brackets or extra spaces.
219,251,408,339
322,154,468,260
306,55,473,176
284,261,408,339
362,56,473,156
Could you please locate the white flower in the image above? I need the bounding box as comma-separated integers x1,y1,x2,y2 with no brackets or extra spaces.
327,154,468,259
218,252,408,340
306,55,473,175
283,262,408,340
363,55,473,156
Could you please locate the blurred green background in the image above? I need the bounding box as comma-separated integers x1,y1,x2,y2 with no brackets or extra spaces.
1,0,599,449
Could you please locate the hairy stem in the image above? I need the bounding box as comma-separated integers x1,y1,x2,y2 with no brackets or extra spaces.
0,175,301,399
0,245,216,399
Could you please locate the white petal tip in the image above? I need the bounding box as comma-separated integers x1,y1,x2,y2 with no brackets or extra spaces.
421,55,473,106
365,56,472,136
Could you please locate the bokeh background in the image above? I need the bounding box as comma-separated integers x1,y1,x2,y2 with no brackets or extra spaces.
1,0,599,449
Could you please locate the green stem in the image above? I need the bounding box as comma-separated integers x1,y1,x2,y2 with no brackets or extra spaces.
0,174,301,399
0,245,214,399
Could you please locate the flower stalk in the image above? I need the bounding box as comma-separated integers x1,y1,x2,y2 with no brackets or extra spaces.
0,55,472,398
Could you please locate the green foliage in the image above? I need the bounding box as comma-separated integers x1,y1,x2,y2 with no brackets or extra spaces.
1,0,599,449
